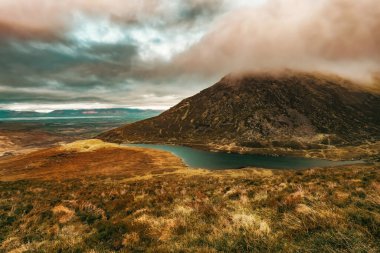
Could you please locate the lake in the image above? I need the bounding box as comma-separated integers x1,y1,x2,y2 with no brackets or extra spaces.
125,144,362,170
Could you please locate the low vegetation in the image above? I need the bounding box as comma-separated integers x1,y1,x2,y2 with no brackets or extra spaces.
1,147,379,252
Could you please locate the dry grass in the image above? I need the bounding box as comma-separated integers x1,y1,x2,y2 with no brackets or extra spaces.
60,139,121,153
0,128,68,158
209,141,380,161
0,140,184,181
0,141,379,252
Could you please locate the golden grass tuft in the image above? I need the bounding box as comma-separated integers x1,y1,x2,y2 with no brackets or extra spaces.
59,139,121,153
52,205,75,224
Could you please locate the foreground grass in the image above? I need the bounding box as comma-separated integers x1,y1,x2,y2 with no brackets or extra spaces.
0,164,379,253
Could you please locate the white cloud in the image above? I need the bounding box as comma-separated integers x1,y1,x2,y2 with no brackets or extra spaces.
225,0,266,9
69,12,127,45
128,26,205,61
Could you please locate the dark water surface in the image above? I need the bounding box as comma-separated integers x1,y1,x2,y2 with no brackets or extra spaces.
125,144,362,170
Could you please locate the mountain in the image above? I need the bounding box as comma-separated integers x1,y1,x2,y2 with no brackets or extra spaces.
98,71,380,151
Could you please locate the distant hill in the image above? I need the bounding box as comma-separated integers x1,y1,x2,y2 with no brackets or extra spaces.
0,108,162,121
99,71,380,150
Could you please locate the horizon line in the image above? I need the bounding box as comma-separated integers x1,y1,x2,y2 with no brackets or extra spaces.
0,103,170,113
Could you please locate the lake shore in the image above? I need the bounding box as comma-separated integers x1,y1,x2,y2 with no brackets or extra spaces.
118,140,380,162
0,139,379,252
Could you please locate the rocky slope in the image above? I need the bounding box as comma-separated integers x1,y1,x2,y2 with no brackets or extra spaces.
98,71,380,151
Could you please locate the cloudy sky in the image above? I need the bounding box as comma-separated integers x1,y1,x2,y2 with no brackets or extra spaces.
0,0,379,112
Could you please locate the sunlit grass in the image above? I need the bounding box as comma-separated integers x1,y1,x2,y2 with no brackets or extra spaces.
0,165,379,252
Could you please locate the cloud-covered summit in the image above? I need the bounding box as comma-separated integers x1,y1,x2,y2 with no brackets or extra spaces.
0,0,379,111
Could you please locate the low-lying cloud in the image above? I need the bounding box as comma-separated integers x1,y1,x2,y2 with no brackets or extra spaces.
0,0,378,111
171,0,380,82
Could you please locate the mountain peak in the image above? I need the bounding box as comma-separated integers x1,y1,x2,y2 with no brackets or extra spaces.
99,71,380,151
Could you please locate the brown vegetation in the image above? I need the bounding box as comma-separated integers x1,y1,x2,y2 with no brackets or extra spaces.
0,140,184,181
0,128,66,157
0,141,379,252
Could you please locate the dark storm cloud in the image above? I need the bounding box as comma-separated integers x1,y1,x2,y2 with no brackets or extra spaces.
0,0,224,102
0,0,222,41
0,0,379,111
0,89,112,104
0,40,139,87
0,0,227,110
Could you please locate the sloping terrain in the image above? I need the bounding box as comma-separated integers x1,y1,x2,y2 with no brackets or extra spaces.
0,148,379,252
0,139,379,252
99,71,380,153
0,139,184,181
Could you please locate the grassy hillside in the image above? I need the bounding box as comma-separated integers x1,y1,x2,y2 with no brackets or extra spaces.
0,140,379,252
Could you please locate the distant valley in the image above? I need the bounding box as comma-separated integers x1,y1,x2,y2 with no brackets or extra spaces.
0,108,161,157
